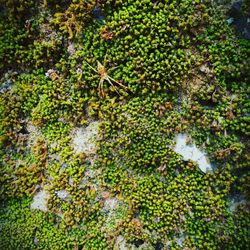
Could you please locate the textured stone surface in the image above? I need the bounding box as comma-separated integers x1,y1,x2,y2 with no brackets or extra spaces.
72,121,100,155
30,190,49,212
173,133,213,173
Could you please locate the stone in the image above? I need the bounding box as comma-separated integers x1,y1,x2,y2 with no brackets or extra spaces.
72,121,100,155
30,190,49,212
173,133,213,173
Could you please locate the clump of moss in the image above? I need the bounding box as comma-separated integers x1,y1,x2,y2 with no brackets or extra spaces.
0,0,249,249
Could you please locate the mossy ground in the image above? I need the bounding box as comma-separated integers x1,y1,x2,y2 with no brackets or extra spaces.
0,0,249,249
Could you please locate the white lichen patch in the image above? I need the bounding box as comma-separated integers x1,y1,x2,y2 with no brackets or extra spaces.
114,235,152,250
102,199,128,234
26,121,43,148
173,133,213,173
85,167,100,179
72,121,100,155
200,63,211,74
0,79,13,94
114,235,128,250
67,43,75,56
177,234,186,247
55,190,71,200
229,197,246,213
104,197,119,212
30,190,49,212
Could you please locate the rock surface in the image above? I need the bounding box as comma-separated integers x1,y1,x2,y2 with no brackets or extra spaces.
72,121,100,155
30,190,49,212
173,133,213,173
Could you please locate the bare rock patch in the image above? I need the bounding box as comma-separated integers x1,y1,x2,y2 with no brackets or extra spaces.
71,121,100,155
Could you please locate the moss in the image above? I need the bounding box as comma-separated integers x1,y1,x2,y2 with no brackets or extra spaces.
0,0,249,249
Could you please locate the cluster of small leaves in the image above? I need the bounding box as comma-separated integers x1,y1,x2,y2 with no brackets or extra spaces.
0,136,47,199
43,144,109,249
0,17,28,72
99,94,183,173
0,7,64,74
70,0,212,96
185,203,250,249
0,0,249,249
102,160,250,249
0,198,105,250
50,0,100,39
